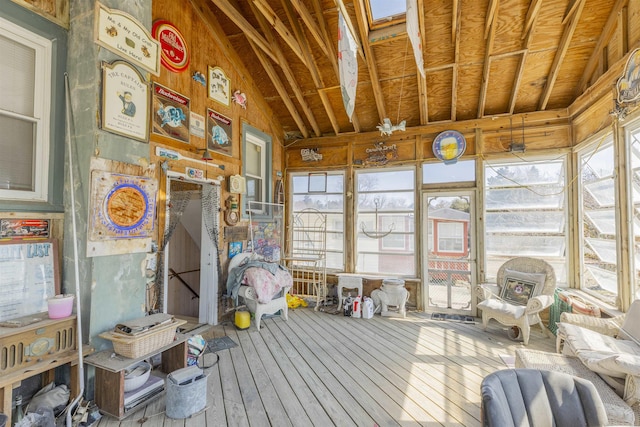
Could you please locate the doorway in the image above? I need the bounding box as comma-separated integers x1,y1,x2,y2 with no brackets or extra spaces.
164,177,218,325
422,192,475,314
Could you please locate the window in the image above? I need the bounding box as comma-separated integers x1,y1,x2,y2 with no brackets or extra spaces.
483,157,568,284
0,15,51,201
577,136,618,305
242,124,271,216
437,222,464,253
290,171,344,270
423,159,476,185
626,122,640,302
365,0,406,29
356,168,415,276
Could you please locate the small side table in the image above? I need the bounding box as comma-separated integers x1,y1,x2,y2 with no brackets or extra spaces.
336,274,363,310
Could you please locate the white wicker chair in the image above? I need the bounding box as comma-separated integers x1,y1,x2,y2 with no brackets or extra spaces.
476,257,556,345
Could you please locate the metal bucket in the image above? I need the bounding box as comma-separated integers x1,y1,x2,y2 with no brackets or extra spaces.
165,366,208,419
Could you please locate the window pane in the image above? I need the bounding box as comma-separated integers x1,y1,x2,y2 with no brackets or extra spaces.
423,160,475,184
290,171,345,270
0,115,34,191
368,0,406,20
246,177,262,203
0,33,35,116
245,142,261,176
356,168,415,275
630,128,640,301
579,140,617,304
484,158,567,284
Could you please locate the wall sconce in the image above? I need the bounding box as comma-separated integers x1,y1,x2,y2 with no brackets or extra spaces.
229,174,246,194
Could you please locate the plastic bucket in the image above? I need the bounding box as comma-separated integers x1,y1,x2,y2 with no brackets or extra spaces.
47,294,74,319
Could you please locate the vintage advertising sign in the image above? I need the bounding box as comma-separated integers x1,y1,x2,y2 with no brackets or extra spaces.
617,48,640,104
89,171,157,242
0,219,50,240
101,61,150,142
152,20,190,73
206,109,232,157
94,3,160,76
152,83,190,143
433,130,466,164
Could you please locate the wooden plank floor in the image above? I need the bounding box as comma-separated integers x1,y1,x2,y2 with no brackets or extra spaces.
95,308,556,427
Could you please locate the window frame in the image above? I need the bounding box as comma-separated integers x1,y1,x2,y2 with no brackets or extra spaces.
241,123,272,218
0,14,51,202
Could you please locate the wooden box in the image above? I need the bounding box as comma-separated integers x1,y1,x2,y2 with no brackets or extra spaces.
0,315,77,376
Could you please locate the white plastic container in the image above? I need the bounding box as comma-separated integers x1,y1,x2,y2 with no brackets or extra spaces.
352,296,361,318
362,297,374,319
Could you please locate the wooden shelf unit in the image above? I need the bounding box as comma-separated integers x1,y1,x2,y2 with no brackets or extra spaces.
84,334,189,419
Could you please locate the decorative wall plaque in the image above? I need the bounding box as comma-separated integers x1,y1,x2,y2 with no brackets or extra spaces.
95,2,160,76
152,19,190,73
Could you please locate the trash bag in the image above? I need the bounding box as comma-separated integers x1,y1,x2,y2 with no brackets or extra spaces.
15,407,55,427
25,382,70,416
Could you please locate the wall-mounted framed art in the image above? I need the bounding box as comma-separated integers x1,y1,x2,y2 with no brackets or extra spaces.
100,60,150,142
208,66,230,106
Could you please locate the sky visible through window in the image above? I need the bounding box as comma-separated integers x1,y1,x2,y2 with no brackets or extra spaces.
369,0,406,21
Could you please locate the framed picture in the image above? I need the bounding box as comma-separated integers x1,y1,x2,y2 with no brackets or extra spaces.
101,61,150,142
500,277,538,306
208,66,230,106
229,241,242,259
152,83,190,143
206,109,232,156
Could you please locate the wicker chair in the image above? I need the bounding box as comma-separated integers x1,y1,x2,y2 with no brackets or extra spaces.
476,257,556,345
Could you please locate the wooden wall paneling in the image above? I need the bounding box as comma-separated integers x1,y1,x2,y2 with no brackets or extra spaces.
572,93,616,144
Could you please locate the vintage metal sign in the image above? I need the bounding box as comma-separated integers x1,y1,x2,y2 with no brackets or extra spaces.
152,20,190,73
617,48,640,104
95,3,160,76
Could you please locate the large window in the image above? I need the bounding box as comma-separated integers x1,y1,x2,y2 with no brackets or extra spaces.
577,136,618,305
290,171,344,270
356,168,415,276
627,122,640,302
484,157,568,284
0,15,51,201
242,124,271,216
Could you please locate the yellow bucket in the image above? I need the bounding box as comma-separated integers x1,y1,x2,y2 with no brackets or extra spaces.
234,310,250,330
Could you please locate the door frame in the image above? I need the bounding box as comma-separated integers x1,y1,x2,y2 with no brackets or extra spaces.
421,189,477,315
164,171,219,325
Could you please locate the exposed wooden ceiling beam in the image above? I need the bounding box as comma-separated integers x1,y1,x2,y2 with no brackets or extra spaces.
248,39,310,138
478,1,499,117
252,0,308,65
208,0,279,64
562,0,582,25
354,0,386,122
451,0,462,121
539,0,585,110
484,0,499,40
311,1,360,132
250,1,321,137
287,0,331,59
522,0,542,39
280,0,342,137
416,0,427,124
577,0,628,94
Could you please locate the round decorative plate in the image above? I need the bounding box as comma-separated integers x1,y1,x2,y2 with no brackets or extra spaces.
433,130,467,164
104,183,149,230
152,20,190,73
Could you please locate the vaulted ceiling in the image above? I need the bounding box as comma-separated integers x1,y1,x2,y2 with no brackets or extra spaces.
202,0,627,142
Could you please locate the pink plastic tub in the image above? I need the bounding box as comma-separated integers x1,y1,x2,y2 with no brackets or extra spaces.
47,294,74,319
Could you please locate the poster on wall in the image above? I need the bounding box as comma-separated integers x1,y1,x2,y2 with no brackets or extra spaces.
101,61,150,142
152,83,190,143
1,219,50,240
0,240,59,322
94,2,161,76
206,109,232,157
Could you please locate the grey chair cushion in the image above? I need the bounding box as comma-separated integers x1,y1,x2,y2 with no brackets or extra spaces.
481,368,608,427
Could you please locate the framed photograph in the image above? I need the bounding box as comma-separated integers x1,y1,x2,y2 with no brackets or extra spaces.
206,109,232,156
500,277,538,306
208,66,230,106
152,83,190,143
229,241,242,259
101,61,150,142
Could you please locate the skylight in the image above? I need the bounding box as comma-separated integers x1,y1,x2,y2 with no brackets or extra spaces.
367,0,406,27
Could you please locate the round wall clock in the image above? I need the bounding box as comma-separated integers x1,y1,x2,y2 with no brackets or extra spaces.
433,130,467,164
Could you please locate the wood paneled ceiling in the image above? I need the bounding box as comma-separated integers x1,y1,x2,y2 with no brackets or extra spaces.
201,0,627,142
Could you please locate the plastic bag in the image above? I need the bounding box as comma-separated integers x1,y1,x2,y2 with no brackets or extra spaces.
25,382,70,416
